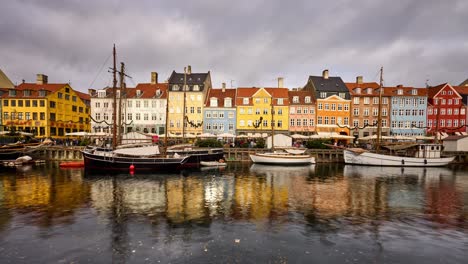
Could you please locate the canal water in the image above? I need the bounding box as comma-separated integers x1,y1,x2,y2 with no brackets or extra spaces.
0,163,467,263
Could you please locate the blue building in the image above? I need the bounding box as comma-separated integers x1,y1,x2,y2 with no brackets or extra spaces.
389,86,428,136
203,84,237,136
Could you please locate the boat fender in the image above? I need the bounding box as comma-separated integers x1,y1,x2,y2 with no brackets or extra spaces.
401,159,405,165
424,159,427,164
129,164,135,171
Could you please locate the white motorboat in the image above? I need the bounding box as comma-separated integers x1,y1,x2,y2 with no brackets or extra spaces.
249,151,315,165
343,143,455,167
200,160,228,167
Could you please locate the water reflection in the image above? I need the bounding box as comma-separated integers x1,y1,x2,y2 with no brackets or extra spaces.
0,164,467,262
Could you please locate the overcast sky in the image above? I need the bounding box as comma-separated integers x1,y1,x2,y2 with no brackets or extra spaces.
1,0,468,92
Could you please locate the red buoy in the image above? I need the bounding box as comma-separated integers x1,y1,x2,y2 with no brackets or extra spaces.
129,164,135,170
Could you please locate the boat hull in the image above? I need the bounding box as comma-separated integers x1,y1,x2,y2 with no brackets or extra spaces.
167,148,225,168
250,153,315,165
81,150,188,171
343,149,455,167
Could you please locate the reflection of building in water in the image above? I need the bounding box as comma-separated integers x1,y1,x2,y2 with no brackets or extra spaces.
1,172,90,225
166,177,206,224
204,176,235,217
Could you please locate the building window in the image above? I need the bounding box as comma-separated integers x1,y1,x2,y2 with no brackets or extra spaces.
293,96,299,103
320,92,326,98
318,103,323,110
243,98,249,105
305,96,311,103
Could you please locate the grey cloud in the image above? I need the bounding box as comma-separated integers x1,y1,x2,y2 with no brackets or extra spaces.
0,0,467,91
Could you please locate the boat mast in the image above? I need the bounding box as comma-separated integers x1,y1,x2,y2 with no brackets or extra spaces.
435,99,441,144
117,62,125,146
271,94,275,150
112,44,118,150
375,66,383,153
164,87,169,156
182,66,187,143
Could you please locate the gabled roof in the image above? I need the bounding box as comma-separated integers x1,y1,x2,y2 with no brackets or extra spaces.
0,69,14,88
205,88,236,107
75,90,90,101
453,85,468,95
427,83,447,98
236,87,290,106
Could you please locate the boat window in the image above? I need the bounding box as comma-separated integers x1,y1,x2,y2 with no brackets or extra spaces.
431,146,434,150
420,146,424,150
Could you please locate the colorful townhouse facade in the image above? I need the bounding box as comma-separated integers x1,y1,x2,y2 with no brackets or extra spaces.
1,74,90,138
388,85,427,136
167,66,212,136
90,72,168,135
427,83,466,136
288,89,316,135
453,83,468,132
303,70,351,137
345,76,391,139
204,83,237,135
0,69,15,131
236,86,290,136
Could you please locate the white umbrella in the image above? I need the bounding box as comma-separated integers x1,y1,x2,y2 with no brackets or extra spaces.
198,133,216,138
217,132,236,138
291,133,309,139
65,131,88,136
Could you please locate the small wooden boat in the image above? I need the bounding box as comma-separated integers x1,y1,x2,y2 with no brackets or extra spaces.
60,161,85,168
200,160,227,167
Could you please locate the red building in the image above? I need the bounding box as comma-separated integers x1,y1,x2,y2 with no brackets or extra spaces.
427,83,466,136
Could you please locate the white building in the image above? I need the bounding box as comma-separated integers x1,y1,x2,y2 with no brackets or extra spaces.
90,72,168,135
443,135,468,152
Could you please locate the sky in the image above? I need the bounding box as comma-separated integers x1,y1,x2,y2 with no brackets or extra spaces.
1,0,468,92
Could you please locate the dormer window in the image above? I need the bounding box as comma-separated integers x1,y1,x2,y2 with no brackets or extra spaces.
97,90,106,98
172,85,179,91
210,98,218,107
39,90,46,97
9,90,16,97
23,90,31,97
366,88,372,94
412,89,417,95
136,90,142,97
193,85,200,91
355,88,361,94
225,98,232,107
243,98,249,105
305,96,311,103
116,90,120,98
320,92,327,98
339,93,346,99
156,89,161,96
293,96,299,103
277,98,284,105
397,89,403,95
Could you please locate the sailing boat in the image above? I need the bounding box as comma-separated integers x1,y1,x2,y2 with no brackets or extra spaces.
343,67,455,167
81,45,189,171
249,90,315,165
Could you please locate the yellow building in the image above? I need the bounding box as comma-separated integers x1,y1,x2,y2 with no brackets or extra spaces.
167,67,212,136
236,87,290,135
1,74,90,138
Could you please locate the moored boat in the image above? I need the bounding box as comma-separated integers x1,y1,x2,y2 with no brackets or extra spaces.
200,160,227,167
250,151,315,165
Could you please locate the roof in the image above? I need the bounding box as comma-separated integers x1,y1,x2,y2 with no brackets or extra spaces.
236,87,290,106
459,79,468,86
132,83,168,99
344,82,395,96
453,85,468,95
288,90,315,105
0,69,14,88
427,83,447,98
307,75,349,93
75,90,90,101
168,71,209,85
443,135,468,141
205,88,236,107
0,82,69,99
384,86,427,96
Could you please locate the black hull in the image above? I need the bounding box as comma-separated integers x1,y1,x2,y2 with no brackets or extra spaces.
82,151,188,172
0,149,27,161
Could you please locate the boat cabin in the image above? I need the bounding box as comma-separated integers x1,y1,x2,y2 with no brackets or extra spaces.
415,144,443,158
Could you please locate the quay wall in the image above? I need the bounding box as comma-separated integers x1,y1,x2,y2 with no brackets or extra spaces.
31,147,468,164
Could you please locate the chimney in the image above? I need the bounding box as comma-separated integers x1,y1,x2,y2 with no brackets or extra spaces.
187,65,192,75
322,69,329,79
356,76,363,84
151,72,158,84
88,89,96,96
36,74,48,85
22,79,25,84
397,84,403,88
222,82,226,92
278,77,284,88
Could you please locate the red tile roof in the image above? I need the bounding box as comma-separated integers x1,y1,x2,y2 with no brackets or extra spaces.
427,83,447,98
1,82,69,99
453,85,468,95
288,90,315,105
130,83,168,99
206,88,236,107
383,86,428,96
236,87,290,106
